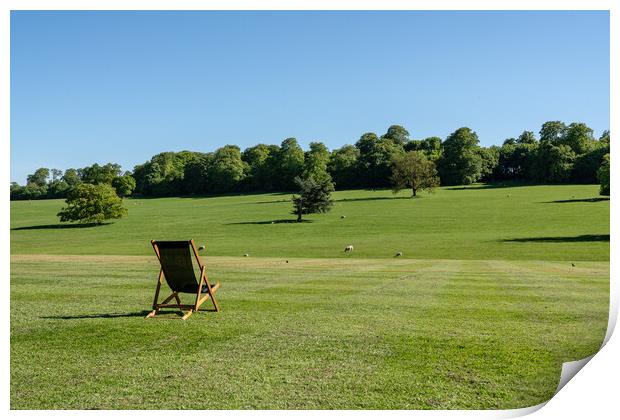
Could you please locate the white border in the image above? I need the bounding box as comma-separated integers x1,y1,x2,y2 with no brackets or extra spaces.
2,1,616,419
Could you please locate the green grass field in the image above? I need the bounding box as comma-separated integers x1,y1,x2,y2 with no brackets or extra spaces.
10,184,610,261
10,184,610,409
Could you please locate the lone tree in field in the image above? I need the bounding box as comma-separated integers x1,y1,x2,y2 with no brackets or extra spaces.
598,153,610,196
291,174,334,222
390,151,440,197
57,183,128,224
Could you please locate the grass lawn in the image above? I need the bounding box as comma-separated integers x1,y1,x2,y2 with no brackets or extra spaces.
10,184,610,409
10,255,608,409
10,184,609,261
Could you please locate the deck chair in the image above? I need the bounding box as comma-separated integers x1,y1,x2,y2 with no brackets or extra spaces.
147,239,221,320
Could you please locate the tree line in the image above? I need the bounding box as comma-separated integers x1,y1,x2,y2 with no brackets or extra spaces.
10,121,610,201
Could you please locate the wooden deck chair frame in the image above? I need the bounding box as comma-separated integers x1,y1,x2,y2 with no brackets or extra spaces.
147,239,221,320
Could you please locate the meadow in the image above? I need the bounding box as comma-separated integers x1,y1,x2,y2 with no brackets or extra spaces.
10,184,610,409
10,184,610,261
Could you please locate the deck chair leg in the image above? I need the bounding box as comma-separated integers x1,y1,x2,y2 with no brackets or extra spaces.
210,293,221,312
182,309,194,320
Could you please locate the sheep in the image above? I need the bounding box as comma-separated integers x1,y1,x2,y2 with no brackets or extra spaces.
244,253,249,257
198,245,205,251
395,251,403,257
344,245,354,252
341,215,346,219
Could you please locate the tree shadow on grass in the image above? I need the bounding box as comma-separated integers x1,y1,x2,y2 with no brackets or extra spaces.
543,198,609,204
445,182,527,191
42,309,219,320
41,310,153,319
502,234,609,243
334,196,412,203
11,222,112,231
250,199,292,205
226,219,313,225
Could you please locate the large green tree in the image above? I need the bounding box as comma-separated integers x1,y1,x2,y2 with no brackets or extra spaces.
207,145,248,193
598,154,610,196
390,151,440,197
112,173,137,197
356,132,404,187
62,168,81,188
278,138,305,190
382,125,410,144
27,168,50,187
303,142,331,179
438,127,483,185
79,163,122,185
291,175,334,222
533,143,575,182
561,122,596,155
517,131,537,144
242,144,279,191
327,145,360,190
57,183,127,224
539,121,567,144
133,152,193,196
495,143,538,180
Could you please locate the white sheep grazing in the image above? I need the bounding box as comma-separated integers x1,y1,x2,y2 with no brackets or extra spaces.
395,251,403,257
344,245,354,252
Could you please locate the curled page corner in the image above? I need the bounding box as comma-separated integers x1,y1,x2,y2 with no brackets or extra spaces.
554,355,595,395
549,269,618,398
503,290,617,417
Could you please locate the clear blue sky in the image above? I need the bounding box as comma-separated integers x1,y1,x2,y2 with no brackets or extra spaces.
10,10,609,184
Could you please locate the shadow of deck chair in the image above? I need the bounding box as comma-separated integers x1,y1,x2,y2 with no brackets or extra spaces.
147,239,221,320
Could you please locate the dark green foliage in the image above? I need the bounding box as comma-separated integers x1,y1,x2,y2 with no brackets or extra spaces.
111,173,136,197
327,145,360,190
534,143,576,183
47,180,70,198
539,121,567,144
50,169,63,181
207,145,248,193
62,168,81,187
382,124,410,144
495,143,538,180
242,144,280,191
598,154,610,196
478,146,500,182
562,123,596,155
182,153,212,194
26,168,50,187
303,142,331,179
79,163,122,185
57,183,127,224
572,144,609,184
133,152,193,196
390,151,439,197
10,183,48,200
356,132,405,187
291,174,334,222
278,138,305,190
517,131,537,144
404,137,442,161
599,130,610,145
10,122,609,201
438,127,483,185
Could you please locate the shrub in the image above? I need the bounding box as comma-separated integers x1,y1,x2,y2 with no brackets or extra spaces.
57,183,128,224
